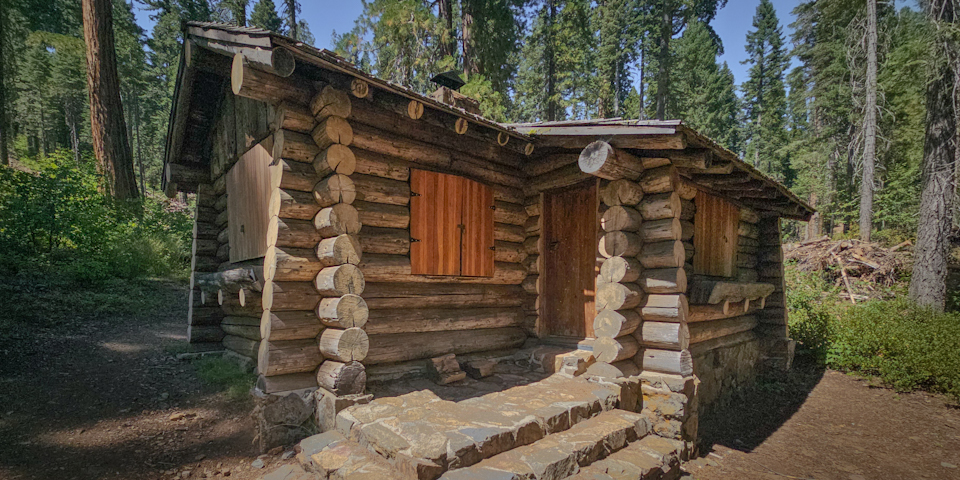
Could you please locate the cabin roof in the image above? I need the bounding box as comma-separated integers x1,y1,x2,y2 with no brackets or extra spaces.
164,22,813,221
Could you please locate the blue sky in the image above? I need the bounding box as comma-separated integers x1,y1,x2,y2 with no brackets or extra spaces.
133,0,915,87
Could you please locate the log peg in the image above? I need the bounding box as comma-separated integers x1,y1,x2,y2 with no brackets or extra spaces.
350,79,370,98
497,132,510,146
455,117,469,135
407,100,424,119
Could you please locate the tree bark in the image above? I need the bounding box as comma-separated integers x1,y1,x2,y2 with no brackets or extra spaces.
437,0,456,59
909,0,958,310
655,1,672,120
859,0,878,242
0,0,8,166
82,0,139,199
545,0,558,121
285,0,297,40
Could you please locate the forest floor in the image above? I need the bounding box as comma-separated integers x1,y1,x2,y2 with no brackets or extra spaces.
0,279,959,480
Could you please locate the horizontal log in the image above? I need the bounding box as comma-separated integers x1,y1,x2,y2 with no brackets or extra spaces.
361,283,525,309
272,101,315,133
525,163,592,194
523,254,541,274
740,207,760,224
187,324,224,343
638,192,681,220
639,218,680,242
596,282,644,311
578,141,645,180
525,153,579,178
261,310,323,341
353,173,410,206
688,279,775,304
495,241,526,263
353,148,411,181
601,206,642,232
599,256,642,284
231,53,311,105
633,321,689,350
364,327,527,365
680,199,695,221
194,267,262,293
638,165,678,194
255,372,318,394
258,339,322,376
689,315,758,344
273,129,318,163
268,217,322,249
639,240,685,269
600,179,644,206
593,309,641,338
523,236,541,255
594,335,640,363
636,348,692,376
270,187,320,220
676,179,698,200
221,315,260,327
262,281,321,311
223,334,260,359
315,203,362,237
494,201,527,226
599,231,642,258
354,200,409,229
316,360,366,396
524,215,541,236
496,223,526,243
522,275,540,295
315,264,365,296
319,327,369,362
273,159,319,192
639,268,686,294
359,254,526,285
689,330,757,357
316,294,369,329
365,307,523,335
640,294,689,323
359,225,409,255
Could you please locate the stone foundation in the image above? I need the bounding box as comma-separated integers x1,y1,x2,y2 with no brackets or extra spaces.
252,387,317,453
637,372,698,455
693,337,761,416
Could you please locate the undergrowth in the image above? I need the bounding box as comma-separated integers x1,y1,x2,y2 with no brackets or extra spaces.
194,356,256,401
786,264,960,401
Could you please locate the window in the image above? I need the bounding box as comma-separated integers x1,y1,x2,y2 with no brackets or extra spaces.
693,191,739,277
410,169,494,276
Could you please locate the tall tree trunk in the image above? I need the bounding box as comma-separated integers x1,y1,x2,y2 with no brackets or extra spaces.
285,0,297,40
655,1,672,120
859,0,878,242
0,0,8,166
462,2,475,78
545,0,557,121
909,0,957,310
82,0,139,200
437,0,455,59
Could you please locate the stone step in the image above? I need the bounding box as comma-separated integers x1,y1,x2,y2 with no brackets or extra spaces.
335,376,622,479
292,430,408,479
437,409,649,480
567,435,685,480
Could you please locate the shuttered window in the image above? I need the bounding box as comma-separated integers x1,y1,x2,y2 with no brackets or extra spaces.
410,169,494,277
693,191,739,277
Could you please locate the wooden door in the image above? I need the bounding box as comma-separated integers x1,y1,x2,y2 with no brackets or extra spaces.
542,179,598,339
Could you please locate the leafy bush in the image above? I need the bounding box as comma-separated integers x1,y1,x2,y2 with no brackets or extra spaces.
0,150,192,283
828,299,960,400
195,356,256,401
785,266,841,360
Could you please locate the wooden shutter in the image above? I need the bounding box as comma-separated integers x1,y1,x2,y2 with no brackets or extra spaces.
227,142,272,262
693,191,738,277
410,169,462,275
461,178,495,277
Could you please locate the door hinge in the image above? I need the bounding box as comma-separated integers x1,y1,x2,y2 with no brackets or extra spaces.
411,191,421,197
489,246,496,251
411,238,421,243
489,204,496,210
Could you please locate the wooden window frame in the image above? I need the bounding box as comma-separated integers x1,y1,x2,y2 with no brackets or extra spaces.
409,169,495,277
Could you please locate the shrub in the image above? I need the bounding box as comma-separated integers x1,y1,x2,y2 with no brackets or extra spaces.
785,266,841,360
0,150,192,283
828,299,960,401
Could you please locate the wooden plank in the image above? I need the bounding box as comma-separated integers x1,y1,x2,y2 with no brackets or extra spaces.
461,179,495,277
410,169,462,275
227,142,272,262
693,191,738,277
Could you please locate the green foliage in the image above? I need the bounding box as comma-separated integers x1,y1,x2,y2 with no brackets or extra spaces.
785,267,840,360
0,150,192,283
250,0,283,33
194,356,256,401
829,300,960,400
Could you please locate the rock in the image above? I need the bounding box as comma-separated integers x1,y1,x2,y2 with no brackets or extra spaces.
262,393,313,426
942,462,957,469
251,458,265,469
268,446,284,456
281,450,296,460
169,413,186,421
462,360,497,379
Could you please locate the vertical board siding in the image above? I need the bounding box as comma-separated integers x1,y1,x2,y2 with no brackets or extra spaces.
410,169,462,275
693,191,738,277
461,180,495,277
542,180,598,338
227,142,273,262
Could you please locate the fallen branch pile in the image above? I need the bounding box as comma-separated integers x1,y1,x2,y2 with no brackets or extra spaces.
783,237,911,291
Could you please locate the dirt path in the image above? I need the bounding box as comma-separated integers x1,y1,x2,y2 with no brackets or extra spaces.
0,280,276,480
687,368,960,480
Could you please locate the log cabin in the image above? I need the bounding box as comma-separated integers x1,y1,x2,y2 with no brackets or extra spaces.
165,22,813,443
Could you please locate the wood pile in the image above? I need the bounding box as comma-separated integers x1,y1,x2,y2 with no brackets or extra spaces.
784,237,909,287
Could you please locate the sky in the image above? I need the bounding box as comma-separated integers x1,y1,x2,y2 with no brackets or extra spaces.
133,0,916,87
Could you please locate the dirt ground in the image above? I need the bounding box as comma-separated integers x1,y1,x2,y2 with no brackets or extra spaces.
1,281,959,480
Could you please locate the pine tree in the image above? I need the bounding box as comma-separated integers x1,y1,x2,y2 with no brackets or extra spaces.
671,20,739,150
741,0,789,181
250,0,283,33
224,0,248,26
595,0,645,118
